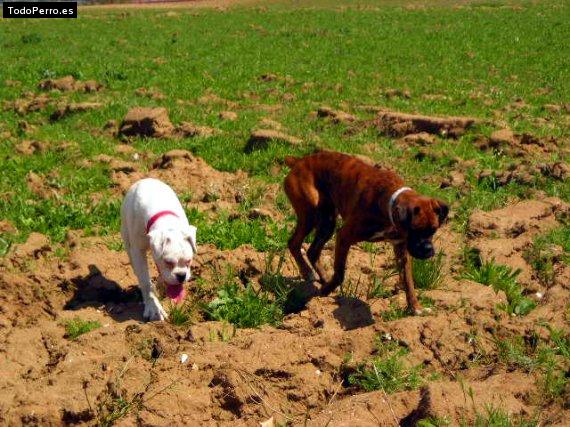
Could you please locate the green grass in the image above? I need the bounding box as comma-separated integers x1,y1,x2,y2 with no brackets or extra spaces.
348,338,423,393
63,317,102,340
0,0,568,253
495,324,569,403
461,251,536,316
206,281,284,328
168,302,193,327
413,251,445,290
471,406,538,427
524,224,570,286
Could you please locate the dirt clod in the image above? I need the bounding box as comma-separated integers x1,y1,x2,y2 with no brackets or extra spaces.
316,106,356,124
118,107,174,138
375,110,480,138
244,129,302,153
38,76,103,93
50,102,103,121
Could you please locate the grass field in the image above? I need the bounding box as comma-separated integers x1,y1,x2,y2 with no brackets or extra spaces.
1,0,568,249
0,1,569,425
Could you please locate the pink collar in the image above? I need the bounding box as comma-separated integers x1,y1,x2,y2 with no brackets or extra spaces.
146,210,179,234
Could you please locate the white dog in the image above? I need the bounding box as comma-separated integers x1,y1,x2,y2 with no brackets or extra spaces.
121,178,197,321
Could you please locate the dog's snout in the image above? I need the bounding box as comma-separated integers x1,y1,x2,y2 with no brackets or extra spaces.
175,273,186,283
421,240,433,253
409,239,435,259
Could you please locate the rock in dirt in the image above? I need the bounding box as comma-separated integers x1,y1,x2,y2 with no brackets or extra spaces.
50,102,102,121
38,76,103,93
244,129,302,153
316,106,356,125
375,110,480,138
118,107,174,138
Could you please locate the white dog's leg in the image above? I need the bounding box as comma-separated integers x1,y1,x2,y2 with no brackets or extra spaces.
129,248,168,321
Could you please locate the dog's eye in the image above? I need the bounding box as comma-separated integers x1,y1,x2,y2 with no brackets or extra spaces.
165,261,175,269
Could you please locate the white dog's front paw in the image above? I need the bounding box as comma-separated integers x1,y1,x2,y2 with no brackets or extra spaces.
143,294,168,322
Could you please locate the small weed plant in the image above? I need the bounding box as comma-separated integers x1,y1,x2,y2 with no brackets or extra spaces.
63,317,101,340
348,338,423,393
461,250,535,316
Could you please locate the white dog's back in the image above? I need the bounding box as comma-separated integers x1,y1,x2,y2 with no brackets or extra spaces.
121,178,188,246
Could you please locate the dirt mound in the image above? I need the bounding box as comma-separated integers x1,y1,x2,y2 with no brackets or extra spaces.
4,92,52,115
375,109,480,138
475,129,561,156
118,107,175,138
177,122,221,138
468,198,566,239
15,139,47,155
50,102,103,121
399,132,438,146
316,106,356,124
468,198,569,289
219,111,238,121
38,75,103,93
134,86,166,100
244,129,302,153
109,149,249,205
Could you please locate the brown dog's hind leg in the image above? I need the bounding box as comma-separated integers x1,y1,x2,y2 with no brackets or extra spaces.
320,225,355,296
393,243,423,314
284,173,320,283
288,215,317,282
307,209,336,283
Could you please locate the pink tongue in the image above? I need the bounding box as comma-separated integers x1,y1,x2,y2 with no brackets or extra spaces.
166,284,186,304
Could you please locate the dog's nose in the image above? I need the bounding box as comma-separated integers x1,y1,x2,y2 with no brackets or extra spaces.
421,241,434,257
175,273,186,284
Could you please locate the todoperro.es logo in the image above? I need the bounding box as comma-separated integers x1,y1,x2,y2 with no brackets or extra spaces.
3,2,78,18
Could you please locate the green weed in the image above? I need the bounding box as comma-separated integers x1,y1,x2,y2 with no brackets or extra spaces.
206,281,283,328
63,317,101,340
413,251,445,290
461,252,535,316
348,338,423,393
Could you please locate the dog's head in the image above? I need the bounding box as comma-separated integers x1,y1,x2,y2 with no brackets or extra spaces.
148,225,197,301
395,195,449,259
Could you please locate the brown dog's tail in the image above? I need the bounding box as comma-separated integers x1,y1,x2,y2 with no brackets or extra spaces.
284,155,301,168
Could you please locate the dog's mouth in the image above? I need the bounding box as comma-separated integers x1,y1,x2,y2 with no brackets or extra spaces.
166,283,186,304
408,239,435,259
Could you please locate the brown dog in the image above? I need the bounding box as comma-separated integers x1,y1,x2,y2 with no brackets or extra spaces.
284,150,448,314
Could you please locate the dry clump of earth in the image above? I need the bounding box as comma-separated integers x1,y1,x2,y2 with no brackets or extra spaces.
117,107,220,139
38,75,103,93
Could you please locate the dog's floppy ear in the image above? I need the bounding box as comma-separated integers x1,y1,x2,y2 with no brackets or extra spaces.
433,199,449,225
185,225,197,255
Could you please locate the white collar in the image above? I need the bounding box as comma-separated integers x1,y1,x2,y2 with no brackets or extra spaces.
388,186,412,227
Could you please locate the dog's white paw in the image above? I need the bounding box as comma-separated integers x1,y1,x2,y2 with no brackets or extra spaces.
143,294,168,322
